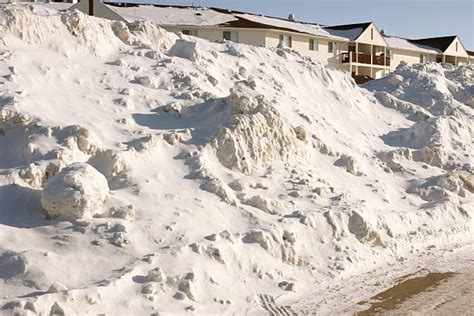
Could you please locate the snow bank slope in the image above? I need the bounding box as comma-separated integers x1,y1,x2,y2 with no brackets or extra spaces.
0,4,472,315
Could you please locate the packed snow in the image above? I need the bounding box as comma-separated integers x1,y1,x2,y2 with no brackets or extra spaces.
0,4,473,315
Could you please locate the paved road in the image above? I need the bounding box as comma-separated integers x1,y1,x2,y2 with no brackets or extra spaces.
357,267,474,315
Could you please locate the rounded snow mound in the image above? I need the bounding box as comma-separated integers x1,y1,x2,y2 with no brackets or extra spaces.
41,162,109,220
365,62,473,116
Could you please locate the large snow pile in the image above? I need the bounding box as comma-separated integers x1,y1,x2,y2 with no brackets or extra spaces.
365,62,474,168
0,4,472,315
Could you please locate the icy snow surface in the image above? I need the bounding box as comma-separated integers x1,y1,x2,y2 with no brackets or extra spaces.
0,4,473,315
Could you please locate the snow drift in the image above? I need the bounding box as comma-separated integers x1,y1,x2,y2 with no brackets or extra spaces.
0,4,472,315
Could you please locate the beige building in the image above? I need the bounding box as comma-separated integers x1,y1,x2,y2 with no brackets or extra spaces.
63,1,473,82
469,50,474,64
70,0,126,22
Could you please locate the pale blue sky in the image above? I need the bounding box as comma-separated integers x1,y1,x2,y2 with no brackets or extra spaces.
115,0,474,50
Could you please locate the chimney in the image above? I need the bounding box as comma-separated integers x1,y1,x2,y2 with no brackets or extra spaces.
288,13,295,21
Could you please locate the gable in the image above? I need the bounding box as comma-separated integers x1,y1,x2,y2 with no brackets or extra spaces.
70,0,127,23
444,37,468,57
355,23,387,46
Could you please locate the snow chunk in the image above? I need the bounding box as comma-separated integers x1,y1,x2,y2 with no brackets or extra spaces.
334,155,363,176
348,212,382,246
213,84,303,174
110,204,136,221
47,281,68,293
147,267,166,283
41,162,109,220
167,39,201,63
241,195,279,214
410,171,474,201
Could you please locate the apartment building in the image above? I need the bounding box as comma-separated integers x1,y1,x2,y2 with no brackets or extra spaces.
59,1,473,80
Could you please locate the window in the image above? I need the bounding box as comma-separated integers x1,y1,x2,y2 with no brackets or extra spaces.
388,49,393,60
328,42,333,53
223,31,239,43
420,54,427,63
309,39,318,51
456,42,458,52
182,30,198,36
279,35,292,48
371,28,374,40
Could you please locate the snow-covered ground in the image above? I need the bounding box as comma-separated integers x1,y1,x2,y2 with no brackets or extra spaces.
0,4,473,315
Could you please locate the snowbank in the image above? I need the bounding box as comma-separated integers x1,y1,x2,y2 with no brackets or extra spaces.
0,3,472,316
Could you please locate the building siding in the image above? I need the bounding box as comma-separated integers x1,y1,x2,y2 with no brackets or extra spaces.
390,49,436,71
163,24,469,80
444,37,469,58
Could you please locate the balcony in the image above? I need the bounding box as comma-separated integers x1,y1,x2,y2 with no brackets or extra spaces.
341,52,390,67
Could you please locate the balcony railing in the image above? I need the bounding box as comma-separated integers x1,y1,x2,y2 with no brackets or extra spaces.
341,52,390,66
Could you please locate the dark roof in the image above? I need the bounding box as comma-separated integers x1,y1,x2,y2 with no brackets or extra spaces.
221,17,299,33
467,50,474,56
325,22,372,31
409,36,457,52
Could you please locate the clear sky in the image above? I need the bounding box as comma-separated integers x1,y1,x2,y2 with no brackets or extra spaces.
121,0,474,50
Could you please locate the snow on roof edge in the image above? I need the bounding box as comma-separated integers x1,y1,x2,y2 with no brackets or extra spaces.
384,35,442,54
107,4,367,42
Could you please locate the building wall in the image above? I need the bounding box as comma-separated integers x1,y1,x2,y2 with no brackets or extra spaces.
239,30,267,46
444,37,469,58
264,30,346,68
166,27,267,47
163,25,470,79
356,23,387,47
456,57,469,66
390,48,436,71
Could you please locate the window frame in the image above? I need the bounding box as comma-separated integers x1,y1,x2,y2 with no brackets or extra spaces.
279,34,292,48
309,39,318,51
328,42,337,54
388,49,394,60
182,29,198,36
223,31,239,43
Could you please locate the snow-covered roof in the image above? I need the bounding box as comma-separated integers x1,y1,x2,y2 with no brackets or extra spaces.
233,13,363,41
108,5,365,42
384,36,442,54
112,6,237,27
